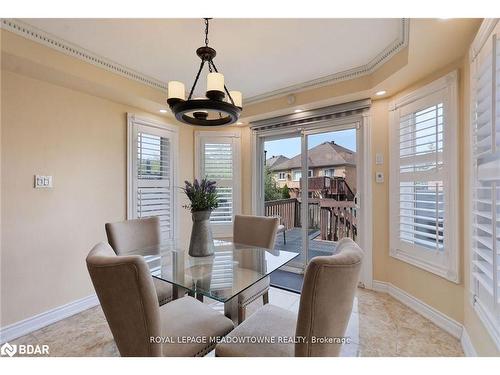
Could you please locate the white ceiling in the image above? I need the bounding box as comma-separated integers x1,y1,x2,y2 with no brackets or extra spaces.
20,18,404,102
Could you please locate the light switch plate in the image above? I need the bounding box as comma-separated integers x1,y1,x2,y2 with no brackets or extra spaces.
375,172,384,183
34,175,53,188
375,153,384,165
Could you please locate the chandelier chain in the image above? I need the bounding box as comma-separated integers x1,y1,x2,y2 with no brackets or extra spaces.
204,18,210,47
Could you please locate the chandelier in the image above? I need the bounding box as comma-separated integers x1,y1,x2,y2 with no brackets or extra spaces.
167,18,242,126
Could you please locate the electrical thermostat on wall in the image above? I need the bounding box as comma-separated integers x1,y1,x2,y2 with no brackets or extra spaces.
34,175,53,188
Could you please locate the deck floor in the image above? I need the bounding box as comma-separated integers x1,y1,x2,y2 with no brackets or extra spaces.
274,227,338,264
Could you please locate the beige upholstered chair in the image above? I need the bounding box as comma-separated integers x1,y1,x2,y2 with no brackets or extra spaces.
233,215,279,323
105,217,172,305
215,238,363,357
87,242,234,357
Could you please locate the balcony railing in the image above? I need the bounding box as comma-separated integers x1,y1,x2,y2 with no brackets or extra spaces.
264,198,357,241
305,176,355,200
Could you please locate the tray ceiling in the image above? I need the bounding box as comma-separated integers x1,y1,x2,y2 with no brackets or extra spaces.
6,18,408,103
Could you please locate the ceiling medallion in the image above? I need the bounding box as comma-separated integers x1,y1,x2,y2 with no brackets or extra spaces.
167,18,242,126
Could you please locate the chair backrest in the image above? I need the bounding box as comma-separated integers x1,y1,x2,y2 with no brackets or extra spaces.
86,242,162,357
233,215,279,249
295,238,363,357
105,217,161,255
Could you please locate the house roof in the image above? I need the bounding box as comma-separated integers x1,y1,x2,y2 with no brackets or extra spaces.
269,142,356,171
265,155,290,169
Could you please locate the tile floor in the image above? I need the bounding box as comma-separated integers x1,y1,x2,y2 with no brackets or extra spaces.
10,287,464,357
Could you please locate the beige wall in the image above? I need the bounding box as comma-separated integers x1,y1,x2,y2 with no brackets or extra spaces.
370,59,467,323
0,70,195,326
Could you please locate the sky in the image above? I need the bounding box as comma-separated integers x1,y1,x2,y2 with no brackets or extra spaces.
264,129,356,159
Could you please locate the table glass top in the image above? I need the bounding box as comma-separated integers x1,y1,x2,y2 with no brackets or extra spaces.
126,240,299,303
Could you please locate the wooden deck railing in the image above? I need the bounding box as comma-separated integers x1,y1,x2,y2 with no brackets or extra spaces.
264,198,357,241
264,198,299,230
317,199,357,241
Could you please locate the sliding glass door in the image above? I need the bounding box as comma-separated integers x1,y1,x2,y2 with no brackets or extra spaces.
304,128,358,264
263,133,306,269
259,122,360,273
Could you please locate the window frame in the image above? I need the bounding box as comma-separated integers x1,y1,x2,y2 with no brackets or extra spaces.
126,113,179,241
195,130,241,238
324,168,335,177
277,172,287,181
292,169,302,181
389,71,459,283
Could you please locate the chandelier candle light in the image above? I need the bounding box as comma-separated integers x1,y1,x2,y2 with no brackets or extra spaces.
167,18,242,126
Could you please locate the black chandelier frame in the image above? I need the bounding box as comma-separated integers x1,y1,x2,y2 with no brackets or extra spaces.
167,19,242,126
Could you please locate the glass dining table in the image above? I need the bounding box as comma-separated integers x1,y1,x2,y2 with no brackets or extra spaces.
126,240,299,325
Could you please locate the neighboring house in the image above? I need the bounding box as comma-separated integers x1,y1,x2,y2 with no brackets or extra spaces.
265,154,290,169
267,141,356,196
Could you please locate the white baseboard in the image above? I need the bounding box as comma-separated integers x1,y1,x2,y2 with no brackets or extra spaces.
0,294,99,344
372,280,462,338
460,327,478,357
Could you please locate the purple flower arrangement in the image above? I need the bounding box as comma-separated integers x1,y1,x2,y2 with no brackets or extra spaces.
181,178,219,212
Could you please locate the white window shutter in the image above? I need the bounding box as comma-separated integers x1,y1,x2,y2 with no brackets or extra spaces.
204,142,234,223
196,132,241,237
470,31,500,341
398,103,445,251
128,116,177,242
389,72,459,282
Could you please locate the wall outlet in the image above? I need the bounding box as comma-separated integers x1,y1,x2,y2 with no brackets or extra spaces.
34,175,53,188
375,172,384,183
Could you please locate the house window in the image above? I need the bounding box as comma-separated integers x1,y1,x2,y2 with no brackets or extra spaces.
389,71,459,283
308,169,314,177
196,131,241,237
127,115,178,241
469,26,500,348
324,168,335,177
277,172,287,180
292,170,302,181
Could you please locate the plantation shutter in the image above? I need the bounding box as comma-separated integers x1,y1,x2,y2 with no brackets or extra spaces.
196,132,241,237
389,72,458,282
128,117,177,241
397,101,445,252
204,142,234,224
471,31,500,331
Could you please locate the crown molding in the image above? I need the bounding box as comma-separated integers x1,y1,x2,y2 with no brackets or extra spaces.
1,18,168,91
1,18,408,105
245,18,410,104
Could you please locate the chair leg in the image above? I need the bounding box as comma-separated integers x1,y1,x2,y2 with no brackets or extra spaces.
283,231,286,245
238,305,246,324
263,291,269,305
